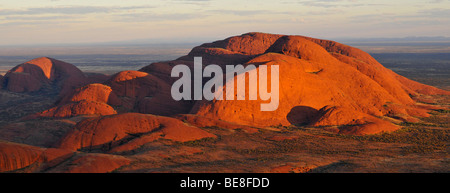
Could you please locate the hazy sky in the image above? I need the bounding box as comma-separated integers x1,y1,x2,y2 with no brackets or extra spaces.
0,0,449,45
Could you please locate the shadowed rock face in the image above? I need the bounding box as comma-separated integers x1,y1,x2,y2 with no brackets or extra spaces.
0,75,4,89
3,57,86,93
31,69,192,118
141,32,449,135
29,69,191,119
26,83,118,119
104,70,192,116
0,140,128,173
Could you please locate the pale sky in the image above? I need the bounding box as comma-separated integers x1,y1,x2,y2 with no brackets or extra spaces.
0,0,449,45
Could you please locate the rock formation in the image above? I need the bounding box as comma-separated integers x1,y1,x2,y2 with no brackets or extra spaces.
0,141,73,172
141,32,449,135
104,70,192,115
58,83,120,105
3,57,86,93
57,113,216,152
32,100,117,118
1,32,449,173
4,33,450,136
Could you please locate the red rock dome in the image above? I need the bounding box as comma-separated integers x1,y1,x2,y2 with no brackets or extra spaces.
154,32,450,135
56,113,216,152
3,57,86,93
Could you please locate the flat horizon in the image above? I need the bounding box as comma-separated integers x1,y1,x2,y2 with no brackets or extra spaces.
1,0,449,46
1,34,450,47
